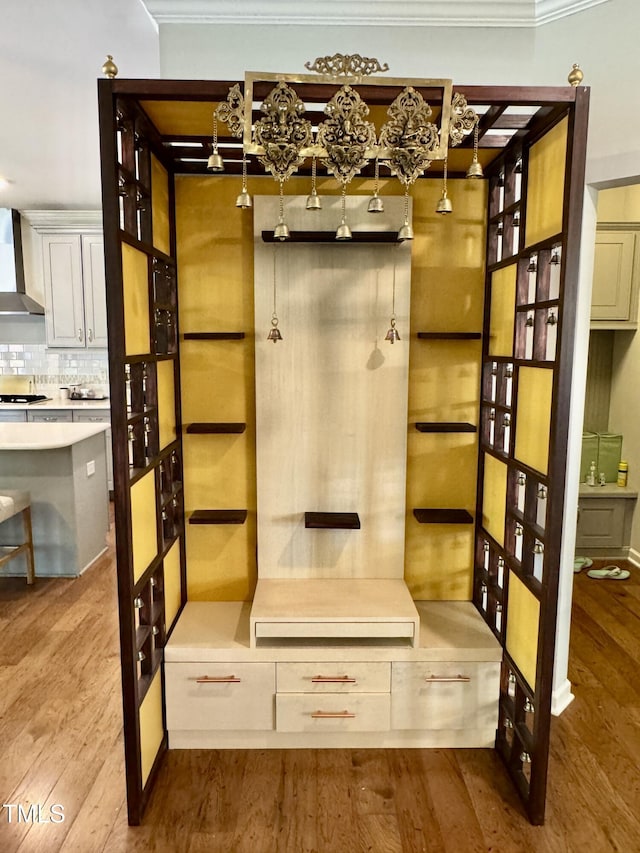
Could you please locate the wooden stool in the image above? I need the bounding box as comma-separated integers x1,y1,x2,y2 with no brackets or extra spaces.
0,490,35,584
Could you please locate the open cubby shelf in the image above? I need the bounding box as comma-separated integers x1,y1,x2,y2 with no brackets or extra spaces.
413,508,474,524
304,512,361,529
417,332,482,340
415,422,477,433
182,332,245,340
262,230,399,243
188,509,248,525
186,422,246,434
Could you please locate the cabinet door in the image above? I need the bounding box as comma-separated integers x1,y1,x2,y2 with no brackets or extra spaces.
42,234,86,347
81,235,108,348
591,231,637,323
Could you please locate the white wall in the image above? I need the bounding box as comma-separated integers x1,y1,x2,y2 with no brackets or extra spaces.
0,0,160,209
158,0,640,186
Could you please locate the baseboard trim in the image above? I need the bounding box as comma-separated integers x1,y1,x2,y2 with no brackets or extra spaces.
551,678,575,716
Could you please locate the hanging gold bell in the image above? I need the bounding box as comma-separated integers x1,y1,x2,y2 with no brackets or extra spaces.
306,189,322,210
207,150,224,172
385,318,401,343
398,221,414,241
336,220,352,241
466,158,484,179
368,192,384,213
273,220,290,241
236,188,252,209
436,191,453,215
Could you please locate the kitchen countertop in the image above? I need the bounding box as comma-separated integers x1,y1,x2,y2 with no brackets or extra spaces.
578,482,638,498
0,422,109,450
0,397,110,412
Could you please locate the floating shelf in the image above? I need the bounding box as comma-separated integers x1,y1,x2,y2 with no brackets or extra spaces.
413,508,474,524
417,332,482,340
262,230,399,244
186,422,246,434
188,510,248,525
182,332,245,340
305,512,361,529
415,422,477,433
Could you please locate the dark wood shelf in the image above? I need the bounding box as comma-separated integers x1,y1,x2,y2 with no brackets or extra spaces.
415,422,477,433
417,332,482,340
182,332,245,340
413,508,474,524
186,422,246,434
262,230,399,243
188,509,247,525
305,512,361,529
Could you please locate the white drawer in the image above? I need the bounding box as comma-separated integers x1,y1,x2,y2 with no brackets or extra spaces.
165,662,275,731
277,661,390,694
391,661,500,731
276,693,390,733
27,410,73,423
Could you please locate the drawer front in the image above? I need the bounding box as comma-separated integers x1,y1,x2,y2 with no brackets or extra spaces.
0,411,27,422
72,412,110,424
276,692,390,733
27,410,73,423
165,662,275,731
277,661,390,694
391,661,500,731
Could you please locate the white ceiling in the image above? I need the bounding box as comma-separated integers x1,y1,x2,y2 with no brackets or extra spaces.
141,0,609,27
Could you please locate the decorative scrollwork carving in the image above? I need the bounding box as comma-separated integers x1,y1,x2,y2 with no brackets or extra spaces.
448,92,478,147
305,53,389,78
378,87,439,185
216,83,244,139
253,82,312,181
316,85,377,184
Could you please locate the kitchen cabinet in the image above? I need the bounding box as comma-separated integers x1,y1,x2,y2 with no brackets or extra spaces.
0,411,27,423
591,228,640,328
42,233,107,348
576,483,637,558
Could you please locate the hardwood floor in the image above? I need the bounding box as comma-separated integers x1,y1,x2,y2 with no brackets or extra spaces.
1,535,639,852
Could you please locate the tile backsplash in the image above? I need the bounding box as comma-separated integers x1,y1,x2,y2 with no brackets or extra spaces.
0,343,109,393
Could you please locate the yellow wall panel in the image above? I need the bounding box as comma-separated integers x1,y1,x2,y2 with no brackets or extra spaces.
157,359,176,451
482,453,507,546
122,243,150,357
151,154,170,256
525,117,568,247
488,264,516,357
404,179,486,600
180,340,252,423
131,470,157,583
163,539,182,631
515,367,554,475
506,572,540,690
186,518,257,601
139,670,164,786
183,431,254,510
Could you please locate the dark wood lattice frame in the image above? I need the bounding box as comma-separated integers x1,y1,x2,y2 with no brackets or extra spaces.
98,77,589,826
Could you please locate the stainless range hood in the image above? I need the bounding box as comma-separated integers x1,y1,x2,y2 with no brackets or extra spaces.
0,208,44,314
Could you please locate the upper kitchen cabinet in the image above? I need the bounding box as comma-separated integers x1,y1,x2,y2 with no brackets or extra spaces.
42,232,107,348
591,227,640,328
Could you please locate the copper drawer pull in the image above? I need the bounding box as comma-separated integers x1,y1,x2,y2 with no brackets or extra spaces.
424,675,471,683
311,675,356,684
195,675,241,684
311,710,356,719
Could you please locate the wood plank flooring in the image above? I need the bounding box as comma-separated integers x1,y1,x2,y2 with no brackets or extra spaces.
1,534,640,852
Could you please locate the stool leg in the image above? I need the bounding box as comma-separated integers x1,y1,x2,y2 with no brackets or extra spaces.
22,507,35,585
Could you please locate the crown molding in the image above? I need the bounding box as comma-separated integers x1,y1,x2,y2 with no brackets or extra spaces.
21,210,103,233
141,0,609,27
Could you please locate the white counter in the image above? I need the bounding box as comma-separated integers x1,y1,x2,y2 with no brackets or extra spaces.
0,398,110,413
0,422,108,450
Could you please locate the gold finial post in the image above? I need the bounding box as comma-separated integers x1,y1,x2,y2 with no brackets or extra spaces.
102,55,118,79
567,63,583,87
